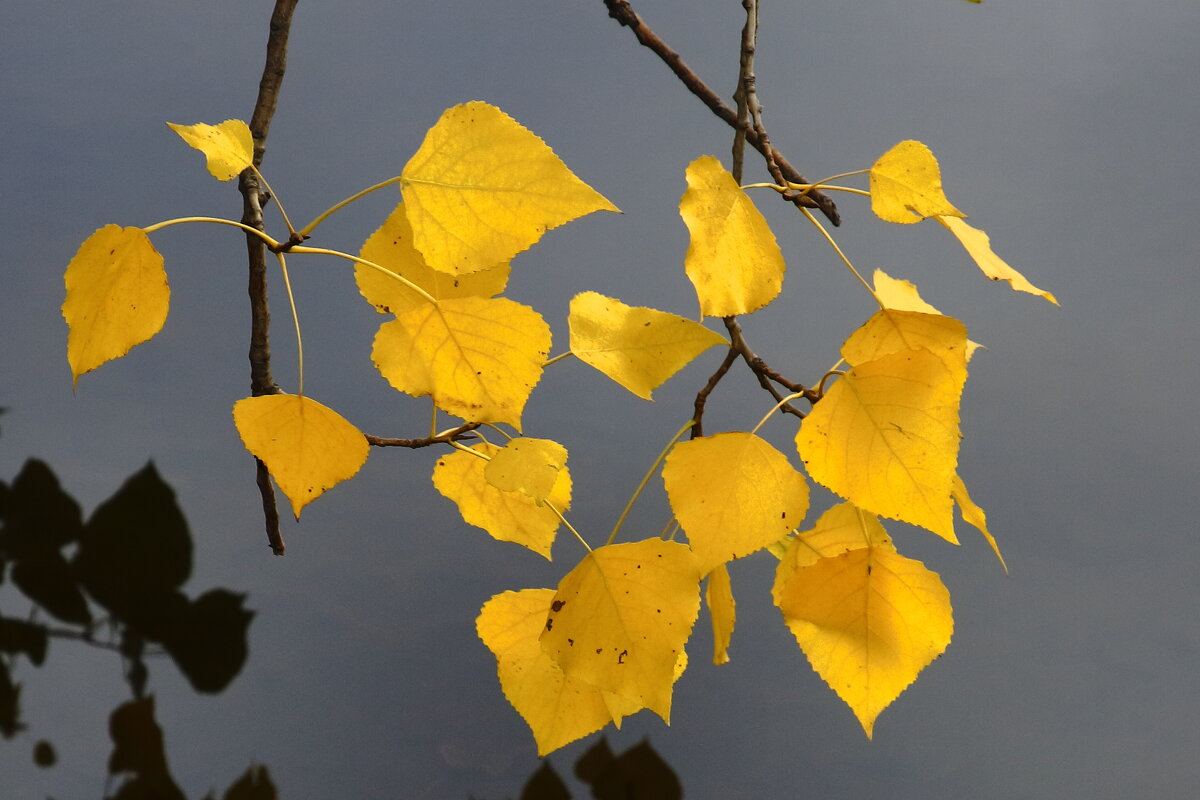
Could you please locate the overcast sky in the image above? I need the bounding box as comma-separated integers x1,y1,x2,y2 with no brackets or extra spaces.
3,1,1199,797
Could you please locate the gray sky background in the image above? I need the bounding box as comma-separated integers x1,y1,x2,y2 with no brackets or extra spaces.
3,1,1198,797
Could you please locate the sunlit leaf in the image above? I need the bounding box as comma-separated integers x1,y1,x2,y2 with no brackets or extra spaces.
663,432,809,575
433,442,570,559
771,502,892,604
372,296,551,429
484,437,569,505
63,225,169,387
679,156,786,316
400,101,619,275
705,564,735,665
775,537,953,738
356,201,510,316
872,269,942,314
936,215,1059,304
568,292,727,400
541,539,702,721
869,140,964,224
232,394,369,519
165,119,253,181
797,348,962,541
478,588,617,756
952,473,1007,572
841,308,970,375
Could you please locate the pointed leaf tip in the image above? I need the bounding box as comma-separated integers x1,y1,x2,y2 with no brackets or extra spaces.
936,215,1059,304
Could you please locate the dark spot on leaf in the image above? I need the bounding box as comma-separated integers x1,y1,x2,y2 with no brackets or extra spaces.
551,600,565,612
595,648,602,654
567,638,574,646
618,650,628,664
545,618,553,631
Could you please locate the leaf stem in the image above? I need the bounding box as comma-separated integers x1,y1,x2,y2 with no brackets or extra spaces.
274,252,304,395
296,175,405,238
607,418,695,546
141,216,280,248
750,392,807,436
250,165,297,236
800,207,883,308
545,500,593,553
544,352,575,367
287,245,438,306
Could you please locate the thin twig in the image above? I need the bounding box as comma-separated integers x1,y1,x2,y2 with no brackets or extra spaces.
691,344,740,439
366,422,482,448
724,317,811,419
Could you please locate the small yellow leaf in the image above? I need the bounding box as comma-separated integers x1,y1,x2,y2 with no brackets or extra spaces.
775,541,954,738
166,120,254,181
484,437,569,505
869,140,964,224
771,501,894,604
541,539,702,722
936,215,1059,304
952,473,1007,572
872,269,942,314
663,432,809,575
401,102,619,275
679,156,787,316
797,348,962,541
372,296,551,429
433,442,570,559
568,292,727,400
63,225,169,387
356,201,510,316
841,308,970,374
705,564,736,665
232,394,369,519
477,589,616,755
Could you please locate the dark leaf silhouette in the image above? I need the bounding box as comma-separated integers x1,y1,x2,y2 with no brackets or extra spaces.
520,760,571,800
107,696,186,800
0,615,48,666
161,590,254,694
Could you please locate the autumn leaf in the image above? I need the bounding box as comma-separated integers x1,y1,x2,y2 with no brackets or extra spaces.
477,588,616,755
705,564,735,665
771,502,892,605
63,225,169,387
797,347,962,542
165,120,253,181
372,296,551,429
953,473,1007,572
541,539,702,722
840,308,970,375
433,442,571,559
774,532,953,738
663,432,810,575
936,215,1059,304
679,156,786,316
872,269,942,314
869,140,964,224
568,292,727,400
400,102,619,275
356,201,510,316
232,394,369,519
484,437,569,506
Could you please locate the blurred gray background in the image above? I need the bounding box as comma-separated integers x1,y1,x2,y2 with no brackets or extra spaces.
2,0,1197,797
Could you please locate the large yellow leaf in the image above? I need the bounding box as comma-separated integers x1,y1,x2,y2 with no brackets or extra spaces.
484,437,569,506
705,564,735,665
952,473,1007,572
771,501,894,604
372,296,551,429
775,541,953,738
840,308,970,375
477,588,616,755
663,432,809,575
63,225,169,387
400,102,619,275
541,539,702,721
678,155,786,316
433,442,570,559
936,215,1059,304
869,140,964,224
797,348,962,541
166,119,254,181
568,292,727,400
356,201,510,316
232,394,369,519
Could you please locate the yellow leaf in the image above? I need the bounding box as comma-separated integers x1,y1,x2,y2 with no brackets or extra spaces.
477,589,616,755
484,437,569,506
679,155,787,316
797,348,962,541
400,102,619,275
433,442,570,559
232,394,369,519
63,225,169,387
568,292,728,400
936,215,1059,304
869,140,964,224
372,296,551,429
952,473,1007,573
872,269,942,314
541,539,702,722
356,201,510,316
166,119,254,181
663,432,810,575
775,541,954,738
841,309,970,375
705,564,735,665
771,502,894,605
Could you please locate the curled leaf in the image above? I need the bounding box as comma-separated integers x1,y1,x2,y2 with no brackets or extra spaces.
936,215,1059,304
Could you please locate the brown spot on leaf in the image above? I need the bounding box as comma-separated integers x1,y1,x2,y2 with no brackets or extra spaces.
551,600,565,612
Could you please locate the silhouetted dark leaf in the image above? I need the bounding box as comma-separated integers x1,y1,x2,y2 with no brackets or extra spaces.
107,696,186,800
582,739,681,800
160,590,253,694
0,662,22,739
0,459,83,557
521,760,571,800
0,615,48,666
574,737,615,786
221,764,276,800
33,738,56,767
12,552,92,625
75,462,191,625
